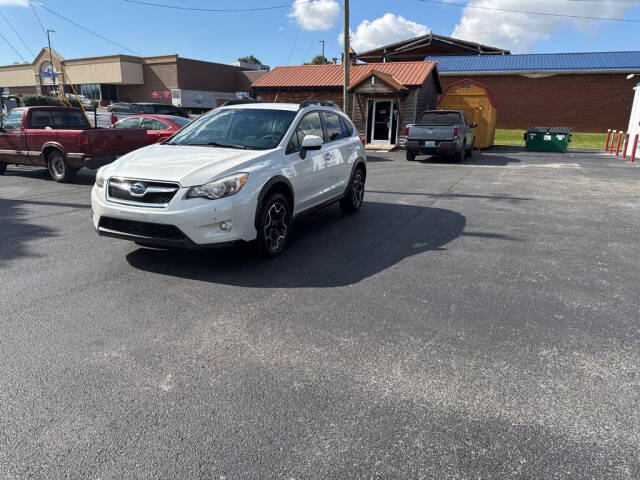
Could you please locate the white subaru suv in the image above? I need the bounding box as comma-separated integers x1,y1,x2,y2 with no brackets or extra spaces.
91,100,366,256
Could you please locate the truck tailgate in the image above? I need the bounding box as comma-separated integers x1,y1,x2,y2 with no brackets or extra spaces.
84,128,149,156
408,125,455,140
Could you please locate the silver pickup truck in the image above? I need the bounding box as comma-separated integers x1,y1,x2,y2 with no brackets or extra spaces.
404,110,477,162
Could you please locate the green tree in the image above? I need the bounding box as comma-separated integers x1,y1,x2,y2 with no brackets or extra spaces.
238,55,262,65
304,55,329,65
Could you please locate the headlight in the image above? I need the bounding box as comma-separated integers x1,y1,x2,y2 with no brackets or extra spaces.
95,168,106,188
186,173,249,200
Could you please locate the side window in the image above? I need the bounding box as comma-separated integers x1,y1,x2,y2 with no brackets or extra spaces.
322,112,346,142
339,115,353,137
286,111,323,154
2,109,23,130
115,118,141,129
29,110,53,129
140,118,169,130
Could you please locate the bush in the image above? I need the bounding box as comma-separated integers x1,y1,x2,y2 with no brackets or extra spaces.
23,95,83,109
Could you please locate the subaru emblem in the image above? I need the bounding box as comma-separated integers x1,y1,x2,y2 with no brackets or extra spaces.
129,182,147,196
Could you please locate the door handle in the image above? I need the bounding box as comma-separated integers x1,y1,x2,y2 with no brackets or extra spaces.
116,134,124,139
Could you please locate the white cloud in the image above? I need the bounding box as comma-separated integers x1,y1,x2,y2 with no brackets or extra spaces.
341,13,429,53
0,0,28,5
288,0,339,31
452,0,638,53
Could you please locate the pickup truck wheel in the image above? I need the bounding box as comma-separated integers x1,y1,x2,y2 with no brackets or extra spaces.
406,150,416,161
465,139,474,158
256,192,292,258
47,150,77,183
454,143,465,163
340,166,365,213
0,162,6,175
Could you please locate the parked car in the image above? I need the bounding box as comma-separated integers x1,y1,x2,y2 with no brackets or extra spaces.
107,102,188,118
0,106,149,182
113,114,190,144
405,110,476,162
65,93,96,111
91,100,367,257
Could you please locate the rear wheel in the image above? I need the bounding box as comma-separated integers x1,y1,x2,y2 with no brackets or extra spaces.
256,192,292,257
465,139,474,158
454,143,465,163
340,166,365,213
47,150,77,183
0,162,6,175
406,150,416,161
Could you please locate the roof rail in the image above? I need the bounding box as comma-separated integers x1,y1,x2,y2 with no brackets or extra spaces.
220,98,261,107
299,100,340,110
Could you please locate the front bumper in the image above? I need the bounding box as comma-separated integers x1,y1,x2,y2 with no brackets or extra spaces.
91,183,258,248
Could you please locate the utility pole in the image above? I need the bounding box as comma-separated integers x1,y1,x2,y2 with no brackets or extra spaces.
318,40,325,64
342,0,349,115
46,29,56,96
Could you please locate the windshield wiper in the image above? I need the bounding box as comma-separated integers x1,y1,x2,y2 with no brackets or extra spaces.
187,141,248,149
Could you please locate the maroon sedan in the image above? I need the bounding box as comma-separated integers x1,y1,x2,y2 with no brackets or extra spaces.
113,114,190,144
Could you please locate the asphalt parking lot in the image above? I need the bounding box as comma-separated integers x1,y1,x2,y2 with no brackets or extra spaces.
1,148,639,478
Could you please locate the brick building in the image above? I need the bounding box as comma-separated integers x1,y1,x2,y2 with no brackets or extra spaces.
252,62,442,146
426,52,640,133
0,48,266,110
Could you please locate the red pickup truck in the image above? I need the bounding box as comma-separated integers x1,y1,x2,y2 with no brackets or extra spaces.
0,106,149,182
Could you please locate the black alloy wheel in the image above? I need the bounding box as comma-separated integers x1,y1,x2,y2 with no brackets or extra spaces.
256,193,292,257
340,166,365,213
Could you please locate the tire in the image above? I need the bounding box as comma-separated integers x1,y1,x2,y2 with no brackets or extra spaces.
340,166,365,213
465,139,474,158
406,150,416,161
47,150,77,183
454,143,465,163
0,162,6,175
255,192,292,257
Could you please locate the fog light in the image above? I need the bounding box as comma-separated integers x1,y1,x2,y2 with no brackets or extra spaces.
220,220,232,232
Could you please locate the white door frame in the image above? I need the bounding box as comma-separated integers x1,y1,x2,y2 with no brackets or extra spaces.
370,99,395,145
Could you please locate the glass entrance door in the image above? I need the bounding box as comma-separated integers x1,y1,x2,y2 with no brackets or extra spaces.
371,100,394,145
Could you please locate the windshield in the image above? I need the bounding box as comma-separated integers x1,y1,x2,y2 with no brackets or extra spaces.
168,116,190,127
419,112,463,125
167,108,296,150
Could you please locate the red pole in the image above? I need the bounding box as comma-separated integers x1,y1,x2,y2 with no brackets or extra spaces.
630,134,639,163
622,133,630,159
604,129,612,151
615,130,623,157
609,131,617,154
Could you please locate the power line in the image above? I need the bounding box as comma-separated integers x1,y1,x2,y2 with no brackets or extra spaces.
419,0,640,22
29,1,142,55
0,31,28,63
29,0,47,37
124,0,311,12
0,11,36,58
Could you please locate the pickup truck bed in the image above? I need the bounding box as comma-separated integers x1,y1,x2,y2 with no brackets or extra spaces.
405,110,476,162
0,106,149,182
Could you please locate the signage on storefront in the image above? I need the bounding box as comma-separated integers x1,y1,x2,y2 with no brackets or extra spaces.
151,90,171,100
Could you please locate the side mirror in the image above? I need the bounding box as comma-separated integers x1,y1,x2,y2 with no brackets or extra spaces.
300,134,323,159
470,123,478,128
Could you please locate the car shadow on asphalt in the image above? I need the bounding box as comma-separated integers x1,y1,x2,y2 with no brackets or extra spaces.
0,197,57,265
4,166,96,186
418,152,522,167
126,201,466,288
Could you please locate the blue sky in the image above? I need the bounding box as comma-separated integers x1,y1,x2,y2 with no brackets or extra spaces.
1,0,639,67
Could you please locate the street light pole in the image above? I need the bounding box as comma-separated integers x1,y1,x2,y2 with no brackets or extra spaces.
318,40,325,64
46,29,56,96
342,0,349,115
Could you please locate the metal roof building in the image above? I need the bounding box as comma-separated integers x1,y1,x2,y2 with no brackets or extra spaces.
425,51,640,75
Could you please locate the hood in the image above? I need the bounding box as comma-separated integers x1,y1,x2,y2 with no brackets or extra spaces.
104,144,267,187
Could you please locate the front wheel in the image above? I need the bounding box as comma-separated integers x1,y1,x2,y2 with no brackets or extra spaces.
454,143,465,163
0,162,6,175
465,139,474,158
255,192,292,257
340,166,365,213
47,150,77,183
